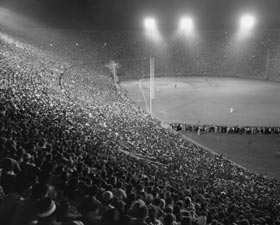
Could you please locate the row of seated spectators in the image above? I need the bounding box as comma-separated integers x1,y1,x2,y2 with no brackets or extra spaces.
171,123,280,135
0,30,279,225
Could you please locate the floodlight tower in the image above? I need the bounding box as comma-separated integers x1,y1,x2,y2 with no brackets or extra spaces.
143,17,157,115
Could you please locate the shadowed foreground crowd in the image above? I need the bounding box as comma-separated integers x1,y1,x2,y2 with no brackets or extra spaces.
0,30,280,225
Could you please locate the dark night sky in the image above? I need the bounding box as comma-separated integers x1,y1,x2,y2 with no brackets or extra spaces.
1,0,280,29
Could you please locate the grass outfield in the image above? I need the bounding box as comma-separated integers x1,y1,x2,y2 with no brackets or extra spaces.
120,76,280,179
121,76,280,126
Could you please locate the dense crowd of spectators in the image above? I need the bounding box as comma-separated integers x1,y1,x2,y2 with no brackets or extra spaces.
171,123,280,135
0,29,280,225
7,28,280,82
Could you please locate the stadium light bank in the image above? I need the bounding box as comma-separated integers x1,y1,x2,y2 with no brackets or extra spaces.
237,14,257,38
178,17,194,35
143,17,162,42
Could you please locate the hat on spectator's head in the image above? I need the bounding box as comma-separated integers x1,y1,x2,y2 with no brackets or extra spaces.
77,196,100,214
176,200,184,209
185,196,192,204
36,197,57,218
62,220,84,225
23,153,32,161
135,199,146,208
102,191,113,204
160,198,165,208
195,203,201,210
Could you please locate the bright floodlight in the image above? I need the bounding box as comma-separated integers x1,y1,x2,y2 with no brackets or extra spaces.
240,14,255,30
144,17,162,42
179,17,194,31
144,18,156,30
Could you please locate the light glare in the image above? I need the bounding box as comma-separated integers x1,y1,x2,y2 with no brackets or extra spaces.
144,18,156,30
143,17,162,42
179,17,194,31
240,14,255,30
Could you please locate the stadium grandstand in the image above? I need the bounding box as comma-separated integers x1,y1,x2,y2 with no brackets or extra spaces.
0,0,280,225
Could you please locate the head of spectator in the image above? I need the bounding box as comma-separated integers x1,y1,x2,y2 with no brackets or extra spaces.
153,197,161,207
133,204,148,224
160,198,166,209
147,205,162,224
23,153,32,163
36,197,58,224
1,158,14,172
164,213,177,225
61,221,84,225
77,195,100,216
102,190,114,207
184,197,193,209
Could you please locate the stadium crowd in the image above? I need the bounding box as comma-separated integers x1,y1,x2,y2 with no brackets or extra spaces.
9,28,280,82
171,123,280,135
0,29,280,225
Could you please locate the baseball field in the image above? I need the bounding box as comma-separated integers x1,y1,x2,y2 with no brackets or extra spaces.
120,76,280,179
